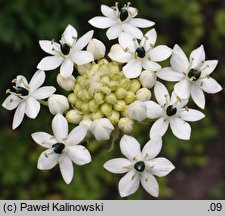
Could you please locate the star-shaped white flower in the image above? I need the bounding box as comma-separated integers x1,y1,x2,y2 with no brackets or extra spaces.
145,82,205,140
32,113,91,184
2,70,55,129
89,3,154,40
157,44,222,109
104,135,175,197
37,24,94,78
109,29,172,78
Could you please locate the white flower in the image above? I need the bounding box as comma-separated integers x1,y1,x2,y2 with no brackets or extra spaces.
127,100,147,122
104,135,175,197
66,109,82,124
57,74,76,91
157,44,222,109
48,94,69,115
145,82,205,140
118,117,134,134
89,3,154,40
90,118,114,141
31,113,91,184
37,24,94,78
2,70,55,129
109,29,172,78
87,38,106,60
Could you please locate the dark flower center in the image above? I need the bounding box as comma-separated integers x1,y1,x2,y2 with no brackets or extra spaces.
119,8,129,21
134,161,145,172
52,143,65,154
166,105,177,116
16,86,29,96
188,69,201,81
135,47,146,58
60,43,70,55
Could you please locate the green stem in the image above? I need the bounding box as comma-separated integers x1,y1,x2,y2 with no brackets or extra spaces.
38,99,48,107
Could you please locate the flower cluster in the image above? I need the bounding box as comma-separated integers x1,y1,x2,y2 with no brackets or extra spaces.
2,2,222,198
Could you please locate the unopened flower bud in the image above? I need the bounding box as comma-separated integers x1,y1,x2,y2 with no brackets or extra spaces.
77,63,92,75
68,93,77,104
57,74,76,91
87,38,106,60
48,94,69,115
66,109,82,124
119,79,130,89
140,70,156,89
105,93,117,104
80,119,92,130
109,62,120,73
115,88,127,99
82,114,91,120
108,110,120,124
98,58,109,65
81,103,90,114
127,101,147,122
91,111,104,120
113,100,126,112
100,103,112,116
88,99,100,112
118,117,134,134
121,109,128,117
124,91,136,104
128,79,141,93
94,92,104,105
136,88,151,101
74,99,83,109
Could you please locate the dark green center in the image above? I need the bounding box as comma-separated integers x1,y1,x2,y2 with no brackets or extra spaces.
16,86,29,96
166,105,177,116
188,69,201,81
134,161,145,172
135,47,146,58
60,43,70,55
52,143,65,154
119,8,129,21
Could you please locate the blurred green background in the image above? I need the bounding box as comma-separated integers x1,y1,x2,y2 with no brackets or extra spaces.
0,0,225,199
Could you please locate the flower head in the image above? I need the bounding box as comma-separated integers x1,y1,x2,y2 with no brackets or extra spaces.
89,3,154,40
104,135,175,197
2,70,55,129
32,113,91,184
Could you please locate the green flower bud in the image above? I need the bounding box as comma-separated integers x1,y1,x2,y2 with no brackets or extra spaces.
118,117,134,134
113,100,126,112
88,99,100,112
81,103,90,114
101,86,111,95
66,109,82,124
105,93,117,104
68,93,77,104
115,87,127,99
91,111,104,120
128,79,141,93
77,63,92,75
109,62,120,73
108,110,120,124
73,83,81,94
135,88,151,101
119,79,130,89
82,114,91,120
121,109,128,117
124,91,136,104
74,99,83,109
100,103,112,116
98,58,109,65
94,92,104,105
76,89,84,99
83,90,92,102
99,64,109,72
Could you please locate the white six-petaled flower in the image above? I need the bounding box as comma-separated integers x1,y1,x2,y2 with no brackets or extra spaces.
2,70,55,129
37,24,94,78
104,135,175,197
145,82,205,140
109,29,172,78
157,44,222,109
89,3,154,40
31,113,91,184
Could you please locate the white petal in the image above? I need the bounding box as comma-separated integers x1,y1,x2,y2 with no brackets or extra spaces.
122,23,143,39
141,29,157,50
201,77,222,94
190,85,205,109
150,117,169,139
29,70,45,92
101,5,116,19
142,137,162,160
61,24,78,47
73,30,94,51
12,102,26,129
2,95,21,110
190,45,205,69
200,60,218,76
103,158,132,174
180,108,205,122
170,118,191,140
106,25,122,40
143,60,161,71
59,155,74,184
37,56,64,71
170,91,188,109
171,44,189,73
37,149,59,170
67,145,91,165
88,17,116,28
144,101,163,119
141,172,159,197
67,125,87,146
154,81,169,106
174,79,191,99
71,50,94,65
52,113,68,142
31,132,57,148
148,157,175,177
119,170,140,197
25,97,40,119
39,40,61,55
119,32,135,53
123,59,142,78
60,58,74,78
32,86,56,100
157,67,184,81
120,135,142,161
149,45,172,62
129,18,155,28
